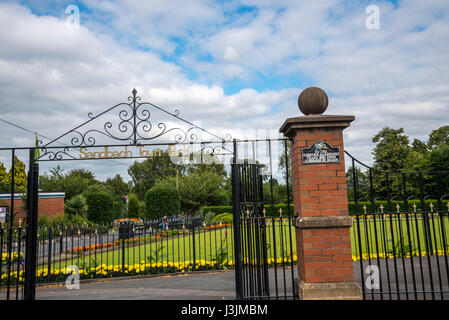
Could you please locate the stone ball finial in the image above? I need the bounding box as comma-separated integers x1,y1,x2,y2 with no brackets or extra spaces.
298,87,328,115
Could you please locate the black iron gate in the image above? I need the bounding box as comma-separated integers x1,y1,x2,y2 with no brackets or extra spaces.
232,160,271,299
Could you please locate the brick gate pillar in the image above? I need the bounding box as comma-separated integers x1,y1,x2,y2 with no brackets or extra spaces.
279,87,361,300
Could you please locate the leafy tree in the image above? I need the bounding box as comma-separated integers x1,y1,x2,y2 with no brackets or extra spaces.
372,127,411,172
429,145,449,195
372,127,411,196
155,170,229,214
278,140,292,181
82,190,115,224
0,162,8,192
428,126,449,150
39,166,65,191
412,138,429,154
102,174,130,202
3,156,27,192
127,193,140,218
40,168,101,199
144,185,180,220
278,140,292,200
346,167,370,202
64,194,88,217
263,179,288,204
128,151,185,200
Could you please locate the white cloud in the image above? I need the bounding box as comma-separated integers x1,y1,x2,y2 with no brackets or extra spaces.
0,1,448,182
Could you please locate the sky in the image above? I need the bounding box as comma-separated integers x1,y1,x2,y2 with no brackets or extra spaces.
0,0,448,182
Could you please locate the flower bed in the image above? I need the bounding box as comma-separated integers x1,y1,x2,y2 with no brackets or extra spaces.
1,256,298,285
67,232,186,254
1,252,24,266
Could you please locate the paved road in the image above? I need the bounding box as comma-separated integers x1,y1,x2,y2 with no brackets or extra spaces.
36,271,237,300
28,257,449,300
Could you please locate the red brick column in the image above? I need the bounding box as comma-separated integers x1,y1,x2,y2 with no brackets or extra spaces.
280,88,361,300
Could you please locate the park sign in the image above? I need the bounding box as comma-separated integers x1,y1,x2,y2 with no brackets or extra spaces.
79,145,166,159
77,144,223,164
301,141,340,164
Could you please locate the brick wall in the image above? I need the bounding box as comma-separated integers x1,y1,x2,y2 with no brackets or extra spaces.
0,194,65,224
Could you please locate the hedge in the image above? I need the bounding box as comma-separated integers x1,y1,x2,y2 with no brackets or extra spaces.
203,199,449,216
212,213,233,224
82,191,115,224
348,199,449,214
202,204,294,217
127,194,140,218
144,185,180,220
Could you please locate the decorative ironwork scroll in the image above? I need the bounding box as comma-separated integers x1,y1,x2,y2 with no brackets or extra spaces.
36,89,233,161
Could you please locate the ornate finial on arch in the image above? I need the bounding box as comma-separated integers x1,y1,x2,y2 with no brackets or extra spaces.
132,88,137,100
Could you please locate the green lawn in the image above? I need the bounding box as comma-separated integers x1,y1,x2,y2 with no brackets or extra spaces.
38,214,449,272
351,213,449,259
46,220,297,271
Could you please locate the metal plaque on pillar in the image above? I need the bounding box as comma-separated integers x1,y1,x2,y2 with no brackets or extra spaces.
302,141,340,164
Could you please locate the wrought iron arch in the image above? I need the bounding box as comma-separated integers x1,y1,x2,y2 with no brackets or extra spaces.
36,89,233,161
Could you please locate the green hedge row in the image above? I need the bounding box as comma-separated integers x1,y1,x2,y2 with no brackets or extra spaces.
202,204,294,217
203,199,449,216
348,199,449,214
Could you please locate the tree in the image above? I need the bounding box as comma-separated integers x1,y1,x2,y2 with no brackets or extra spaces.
372,127,411,172
39,166,65,191
371,128,411,196
0,162,8,192
412,138,429,154
83,190,115,224
346,167,370,202
144,185,180,220
63,170,100,199
429,145,449,195
128,151,185,200
263,179,288,204
102,174,130,202
155,169,229,214
428,126,449,150
278,140,293,200
127,193,140,218
40,167,101,199
4,156,27,192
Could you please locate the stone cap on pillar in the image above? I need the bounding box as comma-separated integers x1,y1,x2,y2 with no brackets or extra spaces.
279,87,354,139
280,115,355,139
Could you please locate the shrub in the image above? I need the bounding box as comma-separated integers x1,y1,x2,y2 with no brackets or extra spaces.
202,204,294,217
51,214,66,226
127,194,139,218
38,215,51,228
67,213,94,226
139,201,146,219
144,186,180,220
64,194,88,217
83,190,115,224
112,201,123,220
212,213,233,224
203,210,216,225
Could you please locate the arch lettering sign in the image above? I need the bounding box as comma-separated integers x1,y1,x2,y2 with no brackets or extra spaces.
302,141,340,164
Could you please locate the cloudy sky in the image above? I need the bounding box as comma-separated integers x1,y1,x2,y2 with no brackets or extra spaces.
0,0,448,182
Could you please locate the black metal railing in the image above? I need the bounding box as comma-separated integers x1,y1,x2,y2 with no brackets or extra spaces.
346,151,449,300
0,214,296,299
